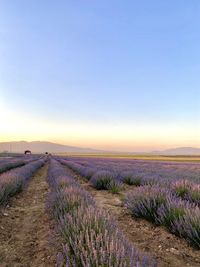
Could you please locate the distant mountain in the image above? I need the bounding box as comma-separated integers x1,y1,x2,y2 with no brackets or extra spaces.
1,142,200,155
153,147,200,155
0,141,105,154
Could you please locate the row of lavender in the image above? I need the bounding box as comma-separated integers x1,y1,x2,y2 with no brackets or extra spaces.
0,157,46,206
47,159,157,266
58,158,200,206
58,157,200,247
0,155,44,174
58,158,124,194
62,156,200,184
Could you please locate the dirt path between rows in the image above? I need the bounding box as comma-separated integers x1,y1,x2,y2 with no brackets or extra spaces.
65,166,200,267
0,164,55,267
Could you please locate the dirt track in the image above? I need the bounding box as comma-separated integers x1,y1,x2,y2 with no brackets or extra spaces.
0,164,55,267
65,166,200,267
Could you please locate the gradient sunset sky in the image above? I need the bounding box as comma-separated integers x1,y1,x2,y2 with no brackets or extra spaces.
1,1,199,152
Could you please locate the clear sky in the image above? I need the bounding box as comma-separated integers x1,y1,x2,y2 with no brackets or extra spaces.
0,1,200,152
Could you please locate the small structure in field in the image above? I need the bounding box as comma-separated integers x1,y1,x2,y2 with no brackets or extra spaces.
24,150,31,155
45,152,48,155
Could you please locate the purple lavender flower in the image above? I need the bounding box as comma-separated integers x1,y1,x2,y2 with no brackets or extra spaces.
90,170,116,190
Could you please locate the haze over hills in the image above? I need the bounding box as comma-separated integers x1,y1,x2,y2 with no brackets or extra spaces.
152,147,200,156
0,141,104,154
0,141,200,155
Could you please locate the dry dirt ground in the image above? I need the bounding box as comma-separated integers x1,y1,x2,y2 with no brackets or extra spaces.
65,166,200,267
0,164,55,267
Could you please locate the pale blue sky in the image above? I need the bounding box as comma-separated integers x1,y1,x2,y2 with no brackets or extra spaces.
0,1,200,151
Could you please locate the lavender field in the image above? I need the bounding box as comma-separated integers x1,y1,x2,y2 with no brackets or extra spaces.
47,159,157,266
1,154,200,267
58,156,200,248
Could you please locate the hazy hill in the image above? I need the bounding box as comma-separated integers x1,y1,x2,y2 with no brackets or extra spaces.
0,141,200,155
153,147,200,155
0,141,104,154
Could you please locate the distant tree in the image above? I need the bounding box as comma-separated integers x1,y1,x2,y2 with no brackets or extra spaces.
24,150,31,155
45,152,48,154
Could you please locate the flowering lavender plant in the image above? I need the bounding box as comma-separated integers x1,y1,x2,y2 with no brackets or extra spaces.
125,185,200,247
90,170,116,190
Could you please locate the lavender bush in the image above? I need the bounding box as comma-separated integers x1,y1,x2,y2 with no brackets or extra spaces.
171,180,200,206
57,206,155,267
120,171,142,186
172,207,200,247
125,186,200,247
124,186,168,222
90,170,116,190
107,179,124,194
172,180,192,197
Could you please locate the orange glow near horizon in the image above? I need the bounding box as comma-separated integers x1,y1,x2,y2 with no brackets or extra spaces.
0,102,199,152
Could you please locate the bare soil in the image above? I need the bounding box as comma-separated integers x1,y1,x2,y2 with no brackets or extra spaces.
66,167,200,267
0,164,55,267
